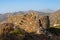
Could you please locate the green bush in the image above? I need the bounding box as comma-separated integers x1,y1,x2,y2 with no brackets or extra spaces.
52,25,60,29
10,28,25,35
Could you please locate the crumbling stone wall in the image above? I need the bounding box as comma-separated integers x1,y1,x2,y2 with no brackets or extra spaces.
8,13,50,34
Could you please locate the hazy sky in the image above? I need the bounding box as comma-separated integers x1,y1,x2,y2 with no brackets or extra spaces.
0,0,60,13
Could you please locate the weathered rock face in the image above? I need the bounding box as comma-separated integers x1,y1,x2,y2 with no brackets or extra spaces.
8,13,39,33
0,23,14,40
49,10,60,26
36,16,50,34
39,16,50,29
0,23,14,35
8,13,50,34
0,23,25,40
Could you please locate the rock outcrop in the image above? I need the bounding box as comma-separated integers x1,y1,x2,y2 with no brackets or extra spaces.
0,23,25,40
49,10,60,27
8,13,50,34
0,23,14,35
0,13,60,40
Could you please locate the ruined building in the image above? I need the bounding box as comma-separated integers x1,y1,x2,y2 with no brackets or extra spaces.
8,13,50,34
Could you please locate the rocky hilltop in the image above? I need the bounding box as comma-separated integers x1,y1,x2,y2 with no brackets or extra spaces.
50,10,60,27
8,13,50,34
0,11,60,40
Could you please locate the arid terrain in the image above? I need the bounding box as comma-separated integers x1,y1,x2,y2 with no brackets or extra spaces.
0,10,60,40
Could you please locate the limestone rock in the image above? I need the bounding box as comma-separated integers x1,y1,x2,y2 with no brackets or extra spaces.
8,13,50,34
0,23,14,35
8,13,39,33
0,23,25,40
36,16,50,34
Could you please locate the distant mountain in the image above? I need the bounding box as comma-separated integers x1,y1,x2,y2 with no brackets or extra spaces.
0,9,58,23
25,10,51,15
40,9,54,13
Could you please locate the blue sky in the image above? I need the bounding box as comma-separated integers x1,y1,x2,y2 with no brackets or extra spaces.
0,0,60,13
